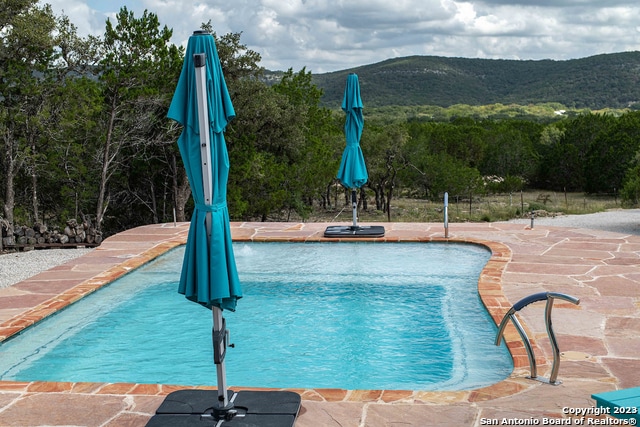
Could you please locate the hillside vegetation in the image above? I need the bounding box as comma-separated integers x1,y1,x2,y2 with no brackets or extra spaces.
288,52,640,110
4,2,640,241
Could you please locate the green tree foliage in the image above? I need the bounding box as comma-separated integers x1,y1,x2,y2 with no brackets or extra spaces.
6,5,640,240
0,0,56,231
37,16,102,226
226,68,339,221
272,68,342,214
226,78,305,221
479,120,542,182
363,122,409,219
401,119,538,201
93,7,178,231
536,113,613,191
620,153,640,206
584,112,640,193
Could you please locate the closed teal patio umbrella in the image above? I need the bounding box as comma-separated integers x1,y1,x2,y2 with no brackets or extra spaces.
170,28,240,415
148,31,300,427
325,73,384,237
336,73,367,191
170,33,241,313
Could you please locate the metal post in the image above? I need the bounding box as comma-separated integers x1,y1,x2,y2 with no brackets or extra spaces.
194,52,230,410
511,313,538,379
530,211,535,229
444,192,449,238
545,296,561,384
495,308,537,379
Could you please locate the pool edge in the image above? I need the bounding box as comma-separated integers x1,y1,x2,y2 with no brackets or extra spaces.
0,221,552,405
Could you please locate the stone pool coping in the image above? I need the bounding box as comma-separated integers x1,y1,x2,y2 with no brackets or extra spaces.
0,221,638,426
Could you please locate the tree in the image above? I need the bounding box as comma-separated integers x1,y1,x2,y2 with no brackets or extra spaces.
221,66,339,222
226,77,306,220
537,113,613,191
620,152,640,206
0,0,56,234
364,123,409,220
480,120,541,182
272,68,341,216
93,7,176,230
584,111,640,193
31,15,104,227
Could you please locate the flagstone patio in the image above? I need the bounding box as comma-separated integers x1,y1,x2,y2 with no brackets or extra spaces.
0,221,638,426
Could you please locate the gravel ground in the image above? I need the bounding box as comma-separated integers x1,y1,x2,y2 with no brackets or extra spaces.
0,247,94,289
505,208,640,235
1,209,638,290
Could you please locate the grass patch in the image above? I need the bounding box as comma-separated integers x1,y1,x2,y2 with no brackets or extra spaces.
304,190,620,224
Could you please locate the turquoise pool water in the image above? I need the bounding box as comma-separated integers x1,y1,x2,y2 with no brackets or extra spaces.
0,242,512,390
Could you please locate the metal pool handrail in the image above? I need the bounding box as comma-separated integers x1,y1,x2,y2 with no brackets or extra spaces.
495,292,580,385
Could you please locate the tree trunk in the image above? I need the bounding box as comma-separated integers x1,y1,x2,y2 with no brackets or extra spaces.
31,137,40,224
359,187,367,210
150,180,159,223
172,154,191,222
2,126,17,236
96,97,118,232
31,169,39,225
325,183,332,209
386,185,393,222
371,184,383,211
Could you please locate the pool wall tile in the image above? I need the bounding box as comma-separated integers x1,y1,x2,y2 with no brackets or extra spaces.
27,381,75,393
379,390,414,403
129,383,164,395
97,383,139,395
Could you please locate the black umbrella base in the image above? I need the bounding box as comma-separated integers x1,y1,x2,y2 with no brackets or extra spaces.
324,225,385,238
146,389,301,427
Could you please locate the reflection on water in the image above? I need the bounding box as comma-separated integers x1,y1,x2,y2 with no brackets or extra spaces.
0,242,512,390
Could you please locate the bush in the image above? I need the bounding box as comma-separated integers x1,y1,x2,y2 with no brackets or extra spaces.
621,165,640,206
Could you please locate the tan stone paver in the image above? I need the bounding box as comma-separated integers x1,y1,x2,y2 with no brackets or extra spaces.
0,221,638,426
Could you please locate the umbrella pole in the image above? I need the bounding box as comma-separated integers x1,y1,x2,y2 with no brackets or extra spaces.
351,189,358,228
212,308,230,407
194,53,232,413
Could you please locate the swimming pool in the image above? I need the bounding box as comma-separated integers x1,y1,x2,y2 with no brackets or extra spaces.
0,242,512,390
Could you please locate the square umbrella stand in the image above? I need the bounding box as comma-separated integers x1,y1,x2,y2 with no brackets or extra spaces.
147,389,301,426
324,225,385,237
324,189,385,238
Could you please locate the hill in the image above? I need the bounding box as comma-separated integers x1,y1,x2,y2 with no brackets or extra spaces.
285,52,640,109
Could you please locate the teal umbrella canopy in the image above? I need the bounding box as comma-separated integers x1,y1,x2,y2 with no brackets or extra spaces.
168,32,242,311
336,73,367,189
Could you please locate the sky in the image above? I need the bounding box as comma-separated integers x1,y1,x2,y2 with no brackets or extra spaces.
41,0,640,74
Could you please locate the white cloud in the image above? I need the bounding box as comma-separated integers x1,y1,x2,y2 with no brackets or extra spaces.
40,0,640,73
